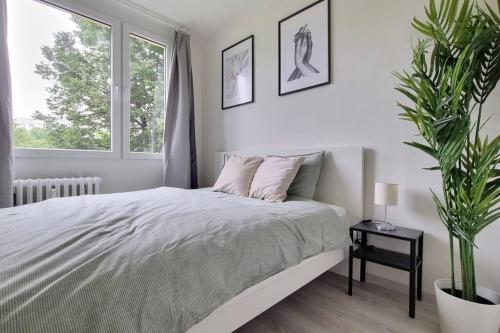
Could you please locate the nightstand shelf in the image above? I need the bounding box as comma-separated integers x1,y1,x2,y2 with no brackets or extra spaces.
348,220,424,318
352,246,420,272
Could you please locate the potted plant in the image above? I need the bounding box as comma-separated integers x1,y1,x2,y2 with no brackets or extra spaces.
395,0,500,332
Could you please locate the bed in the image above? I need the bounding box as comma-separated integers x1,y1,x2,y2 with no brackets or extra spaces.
0,147,364,333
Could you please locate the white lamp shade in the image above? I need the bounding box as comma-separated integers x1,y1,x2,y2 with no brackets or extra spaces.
374,182,398,206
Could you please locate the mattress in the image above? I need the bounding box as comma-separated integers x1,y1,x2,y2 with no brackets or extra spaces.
0,187,350,333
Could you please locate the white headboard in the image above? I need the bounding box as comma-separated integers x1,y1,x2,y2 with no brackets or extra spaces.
214,147,364,225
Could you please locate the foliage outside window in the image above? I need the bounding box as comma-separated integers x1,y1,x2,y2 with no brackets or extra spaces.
8,0,112,151
129,34,166,154
8,0,168,156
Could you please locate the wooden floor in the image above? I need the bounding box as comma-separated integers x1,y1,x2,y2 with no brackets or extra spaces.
236,272,439,333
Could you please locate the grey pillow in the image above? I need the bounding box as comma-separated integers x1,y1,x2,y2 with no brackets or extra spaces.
273,151,325,199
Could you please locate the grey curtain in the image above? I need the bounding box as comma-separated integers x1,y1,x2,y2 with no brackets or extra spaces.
0,0,13,208
163,31,198,189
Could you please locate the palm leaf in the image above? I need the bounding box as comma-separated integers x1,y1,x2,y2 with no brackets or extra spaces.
395,0,499,302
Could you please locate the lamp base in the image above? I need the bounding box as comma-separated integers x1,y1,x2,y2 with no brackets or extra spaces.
375,222,397,231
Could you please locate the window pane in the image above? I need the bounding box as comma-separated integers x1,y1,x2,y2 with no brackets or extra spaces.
7,0,112,151
129,34,166,153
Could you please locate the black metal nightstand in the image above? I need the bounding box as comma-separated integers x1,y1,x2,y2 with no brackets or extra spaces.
348,220,424,318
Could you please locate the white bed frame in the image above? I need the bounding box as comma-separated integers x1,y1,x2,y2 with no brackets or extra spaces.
187,147,364,333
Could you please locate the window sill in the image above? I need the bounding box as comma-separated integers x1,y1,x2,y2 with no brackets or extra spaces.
14,148,120,159
124,152,163,160
14,148,163,160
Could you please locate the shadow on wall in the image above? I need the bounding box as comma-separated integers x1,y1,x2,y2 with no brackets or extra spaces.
363,148,375,219
406,188,439,222
363,148,438,223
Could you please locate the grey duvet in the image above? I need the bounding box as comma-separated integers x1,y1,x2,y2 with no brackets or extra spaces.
0,187,349,333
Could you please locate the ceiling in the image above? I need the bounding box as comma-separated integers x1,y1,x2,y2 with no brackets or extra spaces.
118,0,272,36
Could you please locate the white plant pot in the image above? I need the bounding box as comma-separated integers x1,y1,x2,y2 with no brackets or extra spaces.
434,279,500,333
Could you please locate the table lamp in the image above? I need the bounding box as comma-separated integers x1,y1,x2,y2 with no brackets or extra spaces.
374,182,398,231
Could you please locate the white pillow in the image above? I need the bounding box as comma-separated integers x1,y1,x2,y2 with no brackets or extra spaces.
212,155,263,196
249,156,305,202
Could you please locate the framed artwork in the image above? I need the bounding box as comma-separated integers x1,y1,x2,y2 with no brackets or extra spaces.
278,0,331,96
221,35,254,109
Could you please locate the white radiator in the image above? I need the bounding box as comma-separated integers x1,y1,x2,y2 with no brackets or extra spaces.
13,177,102,206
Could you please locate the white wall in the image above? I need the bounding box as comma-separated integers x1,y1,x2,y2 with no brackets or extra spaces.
13,0,204,194
199,0,500,294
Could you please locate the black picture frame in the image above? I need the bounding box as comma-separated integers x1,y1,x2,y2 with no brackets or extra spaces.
221,35,255,110
278,0,331,96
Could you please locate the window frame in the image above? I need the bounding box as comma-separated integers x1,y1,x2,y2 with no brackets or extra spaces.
122,23,170,160
12,0,121,159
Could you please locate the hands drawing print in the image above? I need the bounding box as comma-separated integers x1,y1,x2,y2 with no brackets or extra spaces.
287,24,319,82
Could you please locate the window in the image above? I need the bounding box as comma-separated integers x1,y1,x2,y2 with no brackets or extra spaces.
123,25,168,158
129,34,166,153
7,0,114,153
7,0,169,159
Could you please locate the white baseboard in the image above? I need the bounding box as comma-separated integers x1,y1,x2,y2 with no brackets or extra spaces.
363,273,435,303
331,257,435,303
